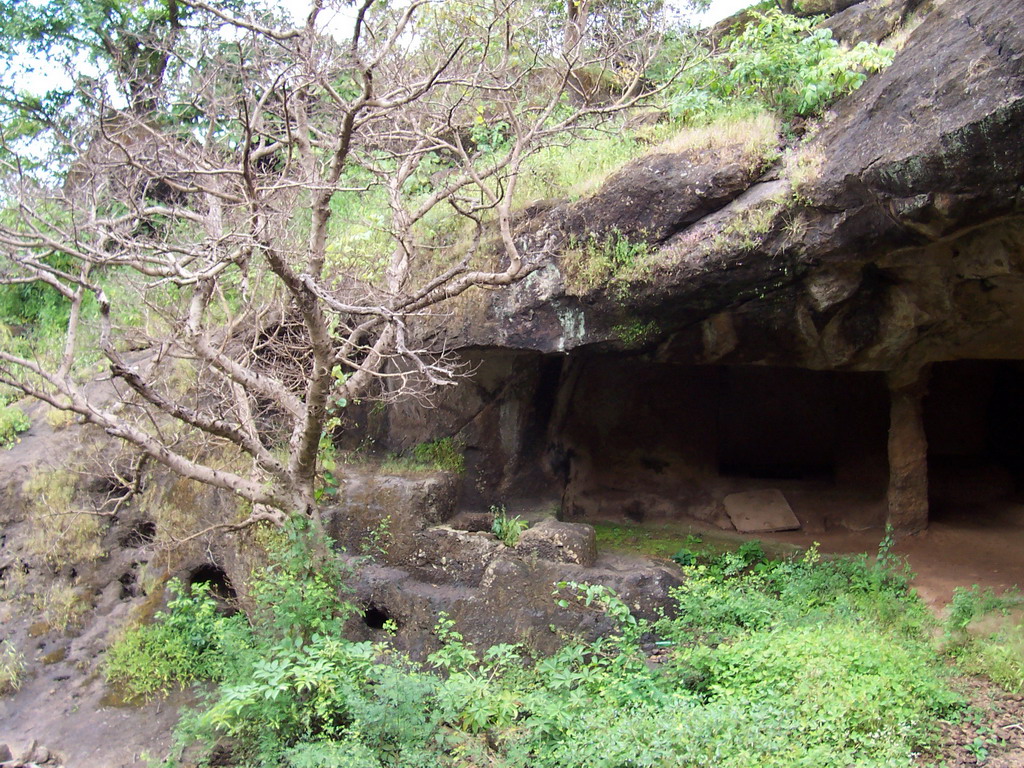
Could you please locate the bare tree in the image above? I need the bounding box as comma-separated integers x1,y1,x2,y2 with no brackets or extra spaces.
0,0,669,534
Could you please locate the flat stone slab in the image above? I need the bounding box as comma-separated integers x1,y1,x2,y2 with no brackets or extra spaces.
723,489,801,533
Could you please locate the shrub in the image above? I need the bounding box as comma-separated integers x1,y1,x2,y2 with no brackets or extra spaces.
660,10,893,123
721,10,894,118
135,525,959,768
0,403,30,448
106,579,242,700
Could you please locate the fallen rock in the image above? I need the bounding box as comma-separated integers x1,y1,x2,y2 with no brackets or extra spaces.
723,489,801,533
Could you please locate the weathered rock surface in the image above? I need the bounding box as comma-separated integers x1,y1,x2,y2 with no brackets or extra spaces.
349,552,682,657
824,0,926,44
514,519,598,565
324,467,460,562
450,0,1024,376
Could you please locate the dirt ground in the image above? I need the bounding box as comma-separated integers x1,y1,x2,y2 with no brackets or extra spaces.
918,679,1024,768
763,501,1024,610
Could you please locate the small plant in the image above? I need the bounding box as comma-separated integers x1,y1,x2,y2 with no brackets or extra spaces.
0,640,25,694
946,585,1013,635
0,403,30,448
359,515,392,559
966,735,990,763
611,319,659,347
672,548,697,566
491,505,528,547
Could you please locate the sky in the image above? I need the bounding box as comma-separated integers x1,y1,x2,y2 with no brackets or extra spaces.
6,0,755,110
692,0,757,25
277,0,756,32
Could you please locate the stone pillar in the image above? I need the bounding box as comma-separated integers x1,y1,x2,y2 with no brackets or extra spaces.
886,367,930,535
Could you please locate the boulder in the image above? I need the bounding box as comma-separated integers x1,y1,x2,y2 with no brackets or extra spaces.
514,519,597,566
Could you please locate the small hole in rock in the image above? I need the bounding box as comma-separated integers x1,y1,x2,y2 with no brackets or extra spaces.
120,521,156,548
188,564,236,602
118,569,139,600
90,475,133,500
362,604,392,630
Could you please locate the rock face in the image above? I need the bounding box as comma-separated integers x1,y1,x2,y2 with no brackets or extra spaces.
388,0,1024,536
324,467,461,563
451,0,1024,369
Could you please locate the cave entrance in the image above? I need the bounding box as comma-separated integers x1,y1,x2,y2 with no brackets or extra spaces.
552,358,890,531
924,360,1024,524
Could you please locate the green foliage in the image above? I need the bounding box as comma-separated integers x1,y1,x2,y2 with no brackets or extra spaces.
384,437,466,474
147,525,960,768
105,579,241,700
722,10,894,118
611,319,659,347
562,228,654,297
491,506,529,547
660,9,893,122
0,403,30,448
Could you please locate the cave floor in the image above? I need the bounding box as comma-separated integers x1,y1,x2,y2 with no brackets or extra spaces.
584,500,1024,612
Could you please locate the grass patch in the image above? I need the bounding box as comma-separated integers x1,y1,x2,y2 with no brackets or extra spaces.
382,437,465,474
654,107,780,160
22,468,105,565
945,585,1024,695
710,198,784,253
34,581,92,635
593,519,799,562
0,640,25,695
561,228,655,297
